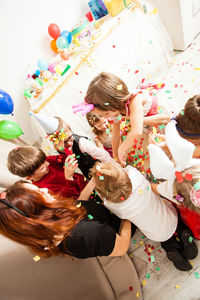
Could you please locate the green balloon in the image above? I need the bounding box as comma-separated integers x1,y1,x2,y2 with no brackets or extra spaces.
0,120,23,139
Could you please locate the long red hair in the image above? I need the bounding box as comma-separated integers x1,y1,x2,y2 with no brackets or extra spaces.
0,181,86,258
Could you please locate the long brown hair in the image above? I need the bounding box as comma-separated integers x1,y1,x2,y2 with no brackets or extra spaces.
86,72,131,112
0,181,86,258
176,95,200,137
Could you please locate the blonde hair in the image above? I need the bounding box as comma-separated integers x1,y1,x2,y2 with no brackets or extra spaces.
7,146,46,177
86,111,103,136
90,162,132,203
173,164,200,213
86,72,131,112
54,117,72,133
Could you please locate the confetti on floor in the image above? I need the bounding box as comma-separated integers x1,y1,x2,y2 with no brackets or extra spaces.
33,255,40,262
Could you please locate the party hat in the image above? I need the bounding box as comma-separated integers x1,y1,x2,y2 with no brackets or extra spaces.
29,111,59,134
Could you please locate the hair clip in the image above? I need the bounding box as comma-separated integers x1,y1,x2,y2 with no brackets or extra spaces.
175,194,184,202
72,98,95,116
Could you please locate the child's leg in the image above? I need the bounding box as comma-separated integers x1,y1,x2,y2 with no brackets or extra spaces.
161,213,198,271
175,213,198,260
161,236,192,271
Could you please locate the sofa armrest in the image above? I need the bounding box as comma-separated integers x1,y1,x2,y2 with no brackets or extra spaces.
98,254,143,299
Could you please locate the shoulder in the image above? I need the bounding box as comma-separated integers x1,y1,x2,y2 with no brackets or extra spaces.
61,218,117,259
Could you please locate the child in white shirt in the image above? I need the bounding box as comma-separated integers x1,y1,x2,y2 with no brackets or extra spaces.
91,161,198,271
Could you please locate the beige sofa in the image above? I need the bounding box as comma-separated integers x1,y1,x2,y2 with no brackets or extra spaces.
149,0,200,50
0,235,143,300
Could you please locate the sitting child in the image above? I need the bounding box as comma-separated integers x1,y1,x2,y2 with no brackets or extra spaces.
86,111,113,157
29,111,113,179
91,161,198,271
74,72,171,164
7,146,95,201
148,119,200,240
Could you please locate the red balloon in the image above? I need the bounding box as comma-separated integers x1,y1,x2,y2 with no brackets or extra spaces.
48,23,60,40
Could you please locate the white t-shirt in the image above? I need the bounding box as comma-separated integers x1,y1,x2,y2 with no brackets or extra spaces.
104,165,178,242
157,179,175,202
79,137,113,163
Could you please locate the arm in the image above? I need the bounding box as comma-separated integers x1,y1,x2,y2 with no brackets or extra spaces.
143,113,171,126
109,219,131,256
151,183,159,195
94,137,104,149
111,122,121,161
79,138,114,163
118,95,143,164
128,94,144,138
77,177,95,201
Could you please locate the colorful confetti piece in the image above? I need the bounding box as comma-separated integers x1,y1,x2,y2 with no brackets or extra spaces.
33,255,40,262
146,273,150,279
194,182,200,191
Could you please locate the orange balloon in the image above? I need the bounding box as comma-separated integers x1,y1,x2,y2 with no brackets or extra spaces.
50,39,58,53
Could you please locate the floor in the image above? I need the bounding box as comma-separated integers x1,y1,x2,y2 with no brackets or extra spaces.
129,230,200,300
128,33,200,300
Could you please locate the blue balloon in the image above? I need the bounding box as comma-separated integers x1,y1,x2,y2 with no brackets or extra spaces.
56,36,69,49
37,59,49,71
60,30,72,44
0,89,14,114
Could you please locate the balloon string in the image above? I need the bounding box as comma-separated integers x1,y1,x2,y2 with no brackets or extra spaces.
123,0,128,8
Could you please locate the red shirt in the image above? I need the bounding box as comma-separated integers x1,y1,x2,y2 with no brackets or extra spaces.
32,155,87,199
176,205,200,240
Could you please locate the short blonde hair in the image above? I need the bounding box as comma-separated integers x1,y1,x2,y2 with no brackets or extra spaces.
50,117,72,135
7,146,46,177
173,164,200,213
90,162,132,203
86,72,131,112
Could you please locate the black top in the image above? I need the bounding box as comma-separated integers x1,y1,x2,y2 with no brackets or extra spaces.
59,201,137,259
72,134,98,179
58,201,121,259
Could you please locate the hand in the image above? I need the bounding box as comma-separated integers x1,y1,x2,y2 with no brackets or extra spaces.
94,138,104,149
64,154,78,180
148,132,166,148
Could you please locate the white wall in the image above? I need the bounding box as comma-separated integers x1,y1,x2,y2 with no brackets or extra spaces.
0,0,89,144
